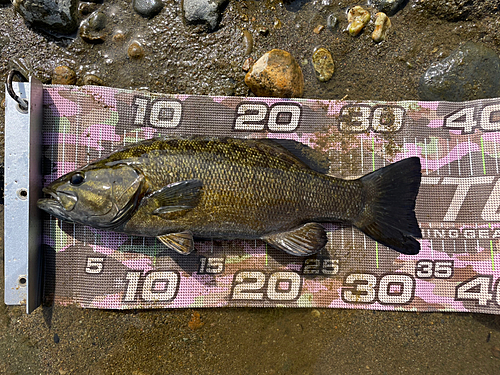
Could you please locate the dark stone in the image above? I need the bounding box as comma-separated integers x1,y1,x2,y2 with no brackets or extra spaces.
182,0,228,31
419,42,500,102
87,11,106,29
133,0,163,18
12,0,78,34
326,14,337,30
413,0,499,21
79,11,107,43
53,333,60,344
371,0,406,16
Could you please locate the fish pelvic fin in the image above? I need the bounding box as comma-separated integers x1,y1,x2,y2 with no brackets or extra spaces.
354,157,422,255
157,231,195,255
262,223,327,256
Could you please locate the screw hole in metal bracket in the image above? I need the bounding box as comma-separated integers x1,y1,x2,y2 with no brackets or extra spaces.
18,276,27,286
6,70,28,113
16,188,28,200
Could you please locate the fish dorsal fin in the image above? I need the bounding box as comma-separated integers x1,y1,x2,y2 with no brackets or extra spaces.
262,223,327,256
262,139,330,174
157,231,195,254
143,179,203,215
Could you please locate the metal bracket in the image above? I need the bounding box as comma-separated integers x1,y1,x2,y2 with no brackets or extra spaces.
4,76,43,313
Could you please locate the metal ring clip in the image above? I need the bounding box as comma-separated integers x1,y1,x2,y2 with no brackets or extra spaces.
6,70,29,112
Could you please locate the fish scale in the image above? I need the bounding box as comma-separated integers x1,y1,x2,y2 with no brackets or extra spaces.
125,142,351,233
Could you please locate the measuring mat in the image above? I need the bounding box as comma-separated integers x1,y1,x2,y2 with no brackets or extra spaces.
6,82,500,314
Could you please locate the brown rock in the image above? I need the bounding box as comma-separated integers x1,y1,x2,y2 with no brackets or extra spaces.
347,6,370,36
52,66,76,85
492,346,500,358
188,311,204,330
83,74,104,86
372,12,391,43
244,49,304,98
312,48,334,82
112,32,125,43
242,57,254,72
313,24,324,34
128,41,145,59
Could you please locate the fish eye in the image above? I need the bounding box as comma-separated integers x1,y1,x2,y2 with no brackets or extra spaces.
70,173,85,186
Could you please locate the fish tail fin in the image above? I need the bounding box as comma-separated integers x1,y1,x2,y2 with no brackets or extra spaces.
353,157,422,255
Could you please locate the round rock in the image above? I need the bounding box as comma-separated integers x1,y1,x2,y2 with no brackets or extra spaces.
128,41,145,59
52,66,76,85
244,49,304,98
133,0,163,18
80,11,107,43
312,48,334,82
419,42,500,102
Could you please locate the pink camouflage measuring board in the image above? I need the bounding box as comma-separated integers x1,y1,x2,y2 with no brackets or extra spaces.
35,85,500,313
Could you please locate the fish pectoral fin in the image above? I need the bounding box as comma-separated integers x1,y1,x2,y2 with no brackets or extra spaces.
153,206,192,215
157,231,195,255
262,223,327,256
145,179,203,215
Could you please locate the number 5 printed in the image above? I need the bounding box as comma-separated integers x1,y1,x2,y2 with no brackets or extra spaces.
85,257,104,274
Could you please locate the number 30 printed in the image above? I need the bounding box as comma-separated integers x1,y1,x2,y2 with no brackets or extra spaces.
341,273,416,305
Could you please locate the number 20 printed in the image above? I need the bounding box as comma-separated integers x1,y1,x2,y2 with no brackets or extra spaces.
231,271,302,301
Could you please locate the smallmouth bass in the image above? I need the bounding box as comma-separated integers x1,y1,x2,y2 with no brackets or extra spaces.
37,137,422,256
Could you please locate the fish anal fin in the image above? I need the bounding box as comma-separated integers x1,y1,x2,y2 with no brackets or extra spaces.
262,223,327,256
157,231,195,255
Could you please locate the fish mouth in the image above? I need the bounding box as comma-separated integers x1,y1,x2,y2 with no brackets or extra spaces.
37,188,75,222
41,187,59,202
43,187,77,210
